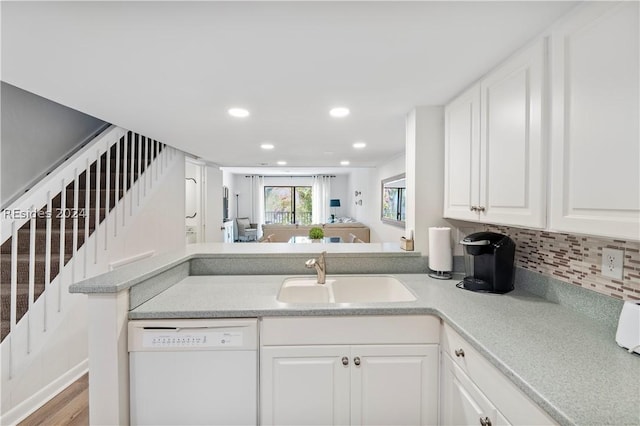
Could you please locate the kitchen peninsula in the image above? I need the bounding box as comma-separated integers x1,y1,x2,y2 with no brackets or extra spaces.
70,243,639,426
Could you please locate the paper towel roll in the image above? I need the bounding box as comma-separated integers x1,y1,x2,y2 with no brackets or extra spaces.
428,227,452,272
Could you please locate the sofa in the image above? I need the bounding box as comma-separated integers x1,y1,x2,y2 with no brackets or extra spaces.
261,222,370,243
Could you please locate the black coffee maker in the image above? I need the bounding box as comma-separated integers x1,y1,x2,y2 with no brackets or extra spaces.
459,232,515,294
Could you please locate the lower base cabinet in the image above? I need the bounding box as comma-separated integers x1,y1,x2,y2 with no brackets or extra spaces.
261,344,439,426
260,315,440,426
440,323,556,426
441,353,510,426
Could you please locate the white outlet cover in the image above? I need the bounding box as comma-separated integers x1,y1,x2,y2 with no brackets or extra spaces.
602,248,624,280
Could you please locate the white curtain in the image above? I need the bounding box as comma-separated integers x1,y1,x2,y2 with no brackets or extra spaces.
249,175,264,236
312,175,331,224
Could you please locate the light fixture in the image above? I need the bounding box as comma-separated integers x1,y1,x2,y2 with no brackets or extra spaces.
260,143,274,150
277,161,287,165
353,142,366,149
329,107,350,118
340,160,350,166
228,107,250,118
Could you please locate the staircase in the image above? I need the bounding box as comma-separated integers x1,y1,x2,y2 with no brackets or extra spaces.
1,126,170,341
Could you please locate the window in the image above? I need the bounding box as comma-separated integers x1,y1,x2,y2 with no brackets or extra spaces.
264,186,312,225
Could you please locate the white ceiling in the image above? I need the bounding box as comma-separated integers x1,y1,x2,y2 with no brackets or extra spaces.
1,1,577,171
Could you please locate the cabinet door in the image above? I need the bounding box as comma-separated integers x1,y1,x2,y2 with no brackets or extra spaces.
549,2,640,240
260,346,350,426
350,345,439,426
479,39,546,228
444,85,482,221
441,353,499,426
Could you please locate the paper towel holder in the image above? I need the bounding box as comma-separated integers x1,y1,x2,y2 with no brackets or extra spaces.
429,270,452,280
428,227,453,280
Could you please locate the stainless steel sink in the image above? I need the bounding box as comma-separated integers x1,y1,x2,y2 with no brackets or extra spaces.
277,275,416,304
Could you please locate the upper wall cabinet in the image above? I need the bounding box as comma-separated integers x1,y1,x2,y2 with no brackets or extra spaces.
444,39,546,229
444,86,481,222
549,2,639,241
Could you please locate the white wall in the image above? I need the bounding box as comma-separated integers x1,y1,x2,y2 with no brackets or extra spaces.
365,154,407,243
346,168,374,221
1,83,106,207
329,174,349,219
406,106,454,255
109,154,186,257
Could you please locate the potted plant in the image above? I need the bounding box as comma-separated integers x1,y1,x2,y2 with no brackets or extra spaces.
308,227,324,241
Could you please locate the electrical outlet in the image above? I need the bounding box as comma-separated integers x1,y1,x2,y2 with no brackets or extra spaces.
602,248,624,280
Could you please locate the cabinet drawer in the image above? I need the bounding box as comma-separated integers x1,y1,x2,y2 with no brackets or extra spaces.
441,323,557,425
261,315,439,346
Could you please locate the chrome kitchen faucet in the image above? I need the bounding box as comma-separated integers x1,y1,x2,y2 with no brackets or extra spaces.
305,251,326,284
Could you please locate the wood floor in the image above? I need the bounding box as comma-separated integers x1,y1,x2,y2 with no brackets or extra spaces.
19,373,89,426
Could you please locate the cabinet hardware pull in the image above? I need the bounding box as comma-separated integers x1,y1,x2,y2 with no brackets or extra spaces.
354,356,361,366
469,206,477,212
342,356,349,366
455,349,465,357
477,206,486,212
479,416,492,426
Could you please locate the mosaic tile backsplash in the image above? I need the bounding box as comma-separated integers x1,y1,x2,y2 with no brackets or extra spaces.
484,225,640,301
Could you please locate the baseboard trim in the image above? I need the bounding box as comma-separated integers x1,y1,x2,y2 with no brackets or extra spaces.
1,358,88,426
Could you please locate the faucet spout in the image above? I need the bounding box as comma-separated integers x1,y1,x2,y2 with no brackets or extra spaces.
305,251,327,284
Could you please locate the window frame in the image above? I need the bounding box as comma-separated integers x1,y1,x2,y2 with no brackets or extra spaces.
263,185,312,225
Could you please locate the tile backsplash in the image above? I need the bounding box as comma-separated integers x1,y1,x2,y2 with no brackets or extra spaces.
484,225,640,301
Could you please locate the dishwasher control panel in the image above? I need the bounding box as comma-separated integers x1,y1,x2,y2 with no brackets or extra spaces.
142,329,243,348
128,319,258,352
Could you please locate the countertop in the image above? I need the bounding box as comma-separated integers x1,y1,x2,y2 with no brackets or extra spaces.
130,273,640,426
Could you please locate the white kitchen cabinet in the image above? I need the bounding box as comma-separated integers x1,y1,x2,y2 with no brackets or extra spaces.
441,353,509,426
260,316,440,426
549,1,640,240
351,345,438,426
444,85,481,222
444,39,546,229
440,323,556,426
261,344,438,426
261,345,350,425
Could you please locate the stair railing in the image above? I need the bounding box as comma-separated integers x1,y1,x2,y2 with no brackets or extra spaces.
1,125,175,345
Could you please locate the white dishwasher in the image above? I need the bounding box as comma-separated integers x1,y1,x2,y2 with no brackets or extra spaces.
128,318,258,425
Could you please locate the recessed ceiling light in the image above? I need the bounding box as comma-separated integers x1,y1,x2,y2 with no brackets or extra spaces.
260,143,274,150
277,161,287,166
228,107,250,118
353,142,366,149
340,160,350,166
329,107,350,118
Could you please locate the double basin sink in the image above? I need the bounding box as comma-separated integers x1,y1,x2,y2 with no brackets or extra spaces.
277,275,416,304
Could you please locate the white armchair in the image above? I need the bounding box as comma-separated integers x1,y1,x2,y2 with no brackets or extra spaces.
235,217,258,242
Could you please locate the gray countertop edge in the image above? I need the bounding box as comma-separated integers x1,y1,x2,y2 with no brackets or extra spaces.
69,247,424,294
69,252,193,293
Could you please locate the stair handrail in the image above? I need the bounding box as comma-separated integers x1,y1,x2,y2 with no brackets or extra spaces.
1,125,126,244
